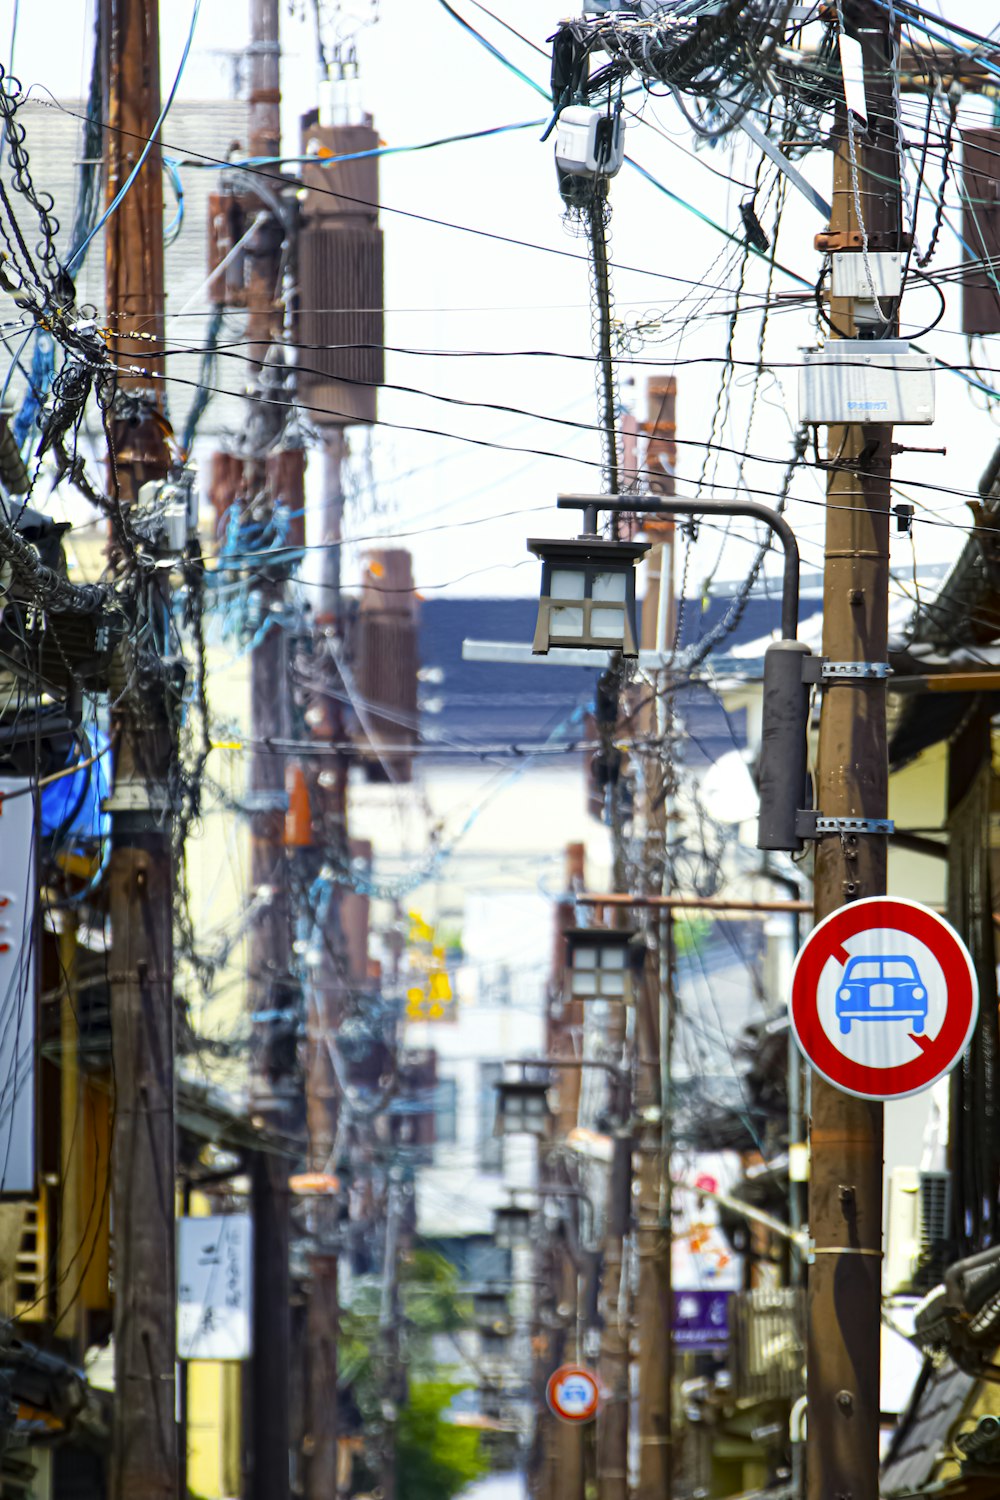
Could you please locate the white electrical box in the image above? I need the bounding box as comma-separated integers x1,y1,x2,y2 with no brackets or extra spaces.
885,1165,921,1296
831,250,904,300
135,472,198,554
554,107,624,179
798,339,935,426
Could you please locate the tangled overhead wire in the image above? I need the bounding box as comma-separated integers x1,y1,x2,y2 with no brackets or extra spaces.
553,2,841,155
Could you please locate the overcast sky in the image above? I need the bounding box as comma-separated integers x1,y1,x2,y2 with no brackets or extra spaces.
5,0,998,614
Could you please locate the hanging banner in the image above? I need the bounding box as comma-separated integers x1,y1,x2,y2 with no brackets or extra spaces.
178,1214,253,1360
0,779,37,1197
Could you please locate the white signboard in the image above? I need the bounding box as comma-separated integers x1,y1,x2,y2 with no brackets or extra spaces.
178,1214,252,1360
0,779,37,1197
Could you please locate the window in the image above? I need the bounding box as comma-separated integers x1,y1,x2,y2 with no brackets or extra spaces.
479,1063,504,1174
435,1078,458,1149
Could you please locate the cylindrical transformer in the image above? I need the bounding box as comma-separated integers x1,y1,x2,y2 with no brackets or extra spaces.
757,639,812,853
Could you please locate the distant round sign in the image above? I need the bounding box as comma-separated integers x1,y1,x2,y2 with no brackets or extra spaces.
546,1364,600,1424
790,896,978,1101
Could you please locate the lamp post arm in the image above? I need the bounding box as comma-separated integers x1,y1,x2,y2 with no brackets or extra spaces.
508,1055,628,1088
536,1183,597,1250
557,493,800,641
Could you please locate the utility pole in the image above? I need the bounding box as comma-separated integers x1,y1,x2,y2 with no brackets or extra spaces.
102,3,177,1498
294,80,386,1498
540,843,587,1500
299,533,345,1500
243,5,293,1500
594,380,678,1500
808,5,900,1498
596,922,631,1500
596,1149,629,1500
635,378,676,1499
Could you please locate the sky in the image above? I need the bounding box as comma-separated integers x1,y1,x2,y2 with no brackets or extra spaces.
4,0,1000,619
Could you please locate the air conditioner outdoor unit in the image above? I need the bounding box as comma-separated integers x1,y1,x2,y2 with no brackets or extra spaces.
885,1166,951,1296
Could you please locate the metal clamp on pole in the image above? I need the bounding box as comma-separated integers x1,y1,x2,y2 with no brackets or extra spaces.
794,813,895,839
802,658,894,683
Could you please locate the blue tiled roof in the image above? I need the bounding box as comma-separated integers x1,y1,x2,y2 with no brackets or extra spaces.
418,595,821,761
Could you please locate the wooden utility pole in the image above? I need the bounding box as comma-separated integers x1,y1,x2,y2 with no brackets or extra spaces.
103,3,178,1497
596,923,631,1500
635,388,676,1499
301,607,346,1500
808,5,900,1498
243,5,294,1500
538,843,587,1500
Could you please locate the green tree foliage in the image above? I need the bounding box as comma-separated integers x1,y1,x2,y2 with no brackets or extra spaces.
397,1381,489,1500
339,1248,472,1413
340,1247,487,1494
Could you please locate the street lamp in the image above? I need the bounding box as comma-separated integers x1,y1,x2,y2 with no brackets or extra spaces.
564,926,642,1004
473,1286,511,1336
528,493,813,855
493,1202,534,1250
494,1077,551,1138
527,535,649,657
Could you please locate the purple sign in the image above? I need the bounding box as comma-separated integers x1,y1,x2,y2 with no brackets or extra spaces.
673,1289,731,1348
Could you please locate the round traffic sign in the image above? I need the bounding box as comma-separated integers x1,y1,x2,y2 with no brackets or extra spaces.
790,897,978,1101
545,1364,600,1424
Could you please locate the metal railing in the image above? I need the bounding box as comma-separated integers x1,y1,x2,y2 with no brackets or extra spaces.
728,1288,806,1404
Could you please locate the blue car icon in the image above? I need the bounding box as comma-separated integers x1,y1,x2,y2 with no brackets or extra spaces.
836,956,928,1036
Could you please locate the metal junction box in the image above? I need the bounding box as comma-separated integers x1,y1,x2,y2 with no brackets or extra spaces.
554,107,625,179
798,340,935,426
830,250,903,301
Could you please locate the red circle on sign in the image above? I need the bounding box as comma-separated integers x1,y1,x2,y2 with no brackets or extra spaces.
546,1364,600,1424
790,897,978,1101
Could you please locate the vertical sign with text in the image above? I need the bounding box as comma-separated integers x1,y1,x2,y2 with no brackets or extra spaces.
178,1214,253,1360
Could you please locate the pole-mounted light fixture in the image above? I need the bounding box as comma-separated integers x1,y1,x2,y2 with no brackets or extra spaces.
494,1075,551,1139
473,1286,511,1337
527,494,812,854
527,534,649,657
493,1201,534,1250
564,926,643,1004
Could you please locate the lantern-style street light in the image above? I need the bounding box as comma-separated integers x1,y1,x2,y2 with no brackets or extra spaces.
493,1201,534,1250
564,926,643,1004
527,535,649,657
528,492,799,655
473,1286,511,1335
494,1076,552,1138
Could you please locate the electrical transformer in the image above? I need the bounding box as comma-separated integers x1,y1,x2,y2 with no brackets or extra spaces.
353,550,417,783
296,114,385,428
962,127,1000,336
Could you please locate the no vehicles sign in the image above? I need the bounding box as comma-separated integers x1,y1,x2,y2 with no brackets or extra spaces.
546,1365,600,1424
790,897,979,1101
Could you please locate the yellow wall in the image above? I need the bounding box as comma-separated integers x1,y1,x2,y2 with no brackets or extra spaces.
888,741,948,907
187,1360,242,1500
178,641,252,1094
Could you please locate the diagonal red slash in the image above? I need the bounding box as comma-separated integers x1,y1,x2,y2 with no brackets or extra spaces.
909,1032,933,1054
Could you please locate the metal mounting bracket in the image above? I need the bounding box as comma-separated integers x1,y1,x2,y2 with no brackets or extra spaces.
795,811,895,839
802,657,893,684
242,790,290,814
